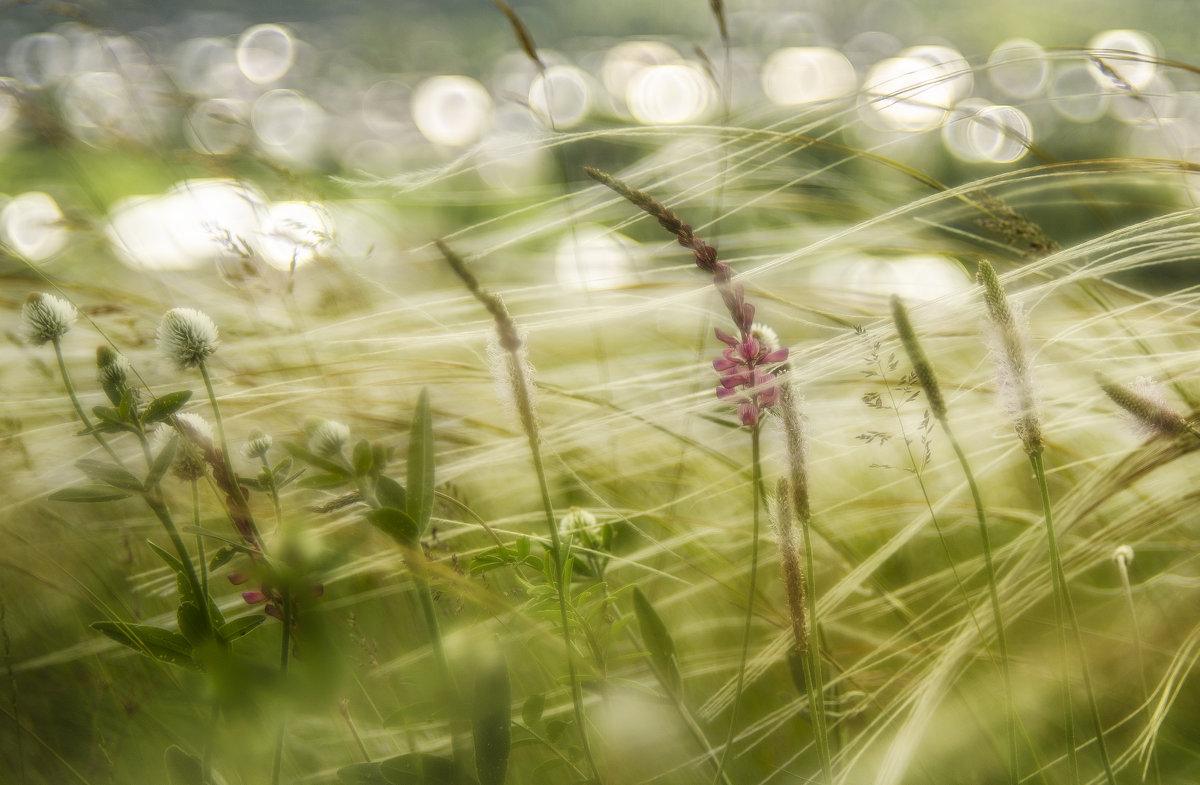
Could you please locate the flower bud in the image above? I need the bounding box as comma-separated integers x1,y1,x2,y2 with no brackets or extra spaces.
157,307,219,369
21,292,76,345
306,417,350,457
243,428,273,460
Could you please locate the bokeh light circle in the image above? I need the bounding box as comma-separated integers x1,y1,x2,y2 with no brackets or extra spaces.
1,192,67,261
761,47,856,105
1087,29,1158,90
987,38,1048,98
236,24,296,85
528,65,591,129
412,75,493,146
626,63,712,124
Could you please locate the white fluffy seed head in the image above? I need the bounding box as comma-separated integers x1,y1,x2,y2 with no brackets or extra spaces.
243,428,273,460
21,292,76,345
157,307,219,369
558,507,598,537
749,322,780,351
306,417,350,457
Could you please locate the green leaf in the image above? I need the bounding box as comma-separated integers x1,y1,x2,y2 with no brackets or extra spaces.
91,621,198,670
377,754,470,785
91,405,126,427
407,388,434,535
472,648,511,785
177,602,209,645
219,614,266,642
521,694,544,727
366,507,419,548
209,546,236,571
164,745,204,785
282,441,352,478
376,475,407,511
353,439,374,476
48,485,131,503
338,764,389,785
145,434,179,488
76,459,145,493
143,391,193,424
633,587,681,696
147,541,222,627
118,388,136,422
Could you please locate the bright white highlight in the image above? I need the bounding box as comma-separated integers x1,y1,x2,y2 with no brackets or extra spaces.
862,47,970,132
236,24,296,84
555,224,639,292
528,65,591,129
1087,29,1158,90
987,39,1048,98
626,63,712,124
412,75,493,147
762,47,856,105
1050,64,1110,123
2,192,67,262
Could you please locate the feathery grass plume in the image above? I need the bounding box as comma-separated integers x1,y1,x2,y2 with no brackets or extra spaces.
21,292,76,345
977,262,1115,785
157,307,219,369
435,237,599,785
977,261,1042,454
1097,374,1191,439
771,478,806,656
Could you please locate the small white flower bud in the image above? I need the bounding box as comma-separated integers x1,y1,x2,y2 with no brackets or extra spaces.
96,346,131,388
306,417,349,457
21,292,76,345
1112,544,1134,566
243,428,273,460
558,507,598,537
157,307,219,369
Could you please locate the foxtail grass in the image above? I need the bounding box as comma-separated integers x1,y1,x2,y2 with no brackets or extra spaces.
892,294,1018,785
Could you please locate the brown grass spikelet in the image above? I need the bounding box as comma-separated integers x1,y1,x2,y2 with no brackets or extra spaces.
890,295,946,420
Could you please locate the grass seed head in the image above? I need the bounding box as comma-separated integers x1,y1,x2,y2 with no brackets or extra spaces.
1097,373,1188,438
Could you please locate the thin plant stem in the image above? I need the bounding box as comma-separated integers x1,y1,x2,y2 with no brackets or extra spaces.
52,338,120,462
1031,451,1117,785
259,454,284,529
271,590,292,785
1116,552,1160,785
199,361,265,549
525,426,600,784
943,424,1018,785
192,479,212,631
799,492,833,785
339,700,372,764
712,426,764,785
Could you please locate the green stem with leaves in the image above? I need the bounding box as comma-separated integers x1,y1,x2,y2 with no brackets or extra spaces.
52,338,120,462
199,361,264,548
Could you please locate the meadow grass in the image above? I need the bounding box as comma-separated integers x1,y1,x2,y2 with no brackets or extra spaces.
3,13,1200,785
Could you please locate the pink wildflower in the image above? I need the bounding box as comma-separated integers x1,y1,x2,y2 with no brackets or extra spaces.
713,328,789,426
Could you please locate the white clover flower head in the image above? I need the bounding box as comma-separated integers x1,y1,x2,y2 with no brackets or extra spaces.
306,417,350,457
243,428,273,460
151,412,214,481
558,507,598,538
1112,544,1134,566
96,345,131,388
749,322,780,352
157,307,219,369
21,292,76,345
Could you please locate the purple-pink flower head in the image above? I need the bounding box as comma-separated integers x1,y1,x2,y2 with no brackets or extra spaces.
713,327,788,426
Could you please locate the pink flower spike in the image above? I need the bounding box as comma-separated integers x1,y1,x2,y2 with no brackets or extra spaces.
764,347,789,363
242,590,267,604
722,374,748,388
713,356,738,371
716,386,738,399
759,386,779,406
228,572,248,585
738,402,759,426
264,603,283,620
741,302,755,328
714,327,738,346
740,338,761,359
